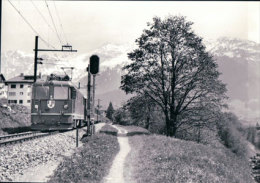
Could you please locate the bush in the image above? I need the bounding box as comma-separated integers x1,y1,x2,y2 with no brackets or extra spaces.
48,133,119,183
112,108,132,125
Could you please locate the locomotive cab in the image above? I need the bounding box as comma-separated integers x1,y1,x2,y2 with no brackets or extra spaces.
30,75,86,131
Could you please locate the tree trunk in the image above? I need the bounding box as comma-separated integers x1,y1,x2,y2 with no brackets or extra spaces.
145,105,151,130
169,107,178,137
164,110,171,136
172,123,177,137
145,116,150,130
197,124,201,143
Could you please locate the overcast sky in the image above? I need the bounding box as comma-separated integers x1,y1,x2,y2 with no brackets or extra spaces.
2,1,260,54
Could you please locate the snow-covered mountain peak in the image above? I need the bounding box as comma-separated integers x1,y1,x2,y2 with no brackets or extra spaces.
204,37,260,60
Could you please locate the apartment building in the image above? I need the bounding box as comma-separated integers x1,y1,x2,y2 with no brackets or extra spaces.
5,73,34,108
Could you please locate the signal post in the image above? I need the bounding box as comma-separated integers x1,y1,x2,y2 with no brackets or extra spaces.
87,55,99,136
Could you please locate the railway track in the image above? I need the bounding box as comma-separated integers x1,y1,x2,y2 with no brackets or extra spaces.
0,131,58,147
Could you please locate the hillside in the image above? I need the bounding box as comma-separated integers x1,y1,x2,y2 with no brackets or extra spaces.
124,134,254,183
0,104,31,135
208,38,260,123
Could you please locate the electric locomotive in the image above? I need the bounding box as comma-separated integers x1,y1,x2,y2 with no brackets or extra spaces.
30,74,86,131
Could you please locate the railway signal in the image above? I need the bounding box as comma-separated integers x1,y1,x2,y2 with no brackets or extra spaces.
90,55,99,75
86,55,100,136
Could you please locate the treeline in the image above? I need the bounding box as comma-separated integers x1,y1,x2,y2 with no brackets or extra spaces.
244,124,260,149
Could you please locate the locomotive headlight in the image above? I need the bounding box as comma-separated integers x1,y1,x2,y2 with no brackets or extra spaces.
64,104,69,109
35,104,38,109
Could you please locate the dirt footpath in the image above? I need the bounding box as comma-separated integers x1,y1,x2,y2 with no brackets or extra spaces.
103,125,131,183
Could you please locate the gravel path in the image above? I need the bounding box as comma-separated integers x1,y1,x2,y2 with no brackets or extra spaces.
0,123,105,182
103,125,131,183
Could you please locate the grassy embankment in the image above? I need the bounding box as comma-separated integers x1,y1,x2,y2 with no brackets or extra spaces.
48,124,120,183
0,104,31,135
124,133,254,183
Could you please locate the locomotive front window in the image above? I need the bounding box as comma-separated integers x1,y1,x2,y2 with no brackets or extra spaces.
54,86,68,99
35,86,49,99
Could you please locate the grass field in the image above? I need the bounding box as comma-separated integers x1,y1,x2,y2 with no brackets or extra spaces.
48,133,119,183
124,134,254,183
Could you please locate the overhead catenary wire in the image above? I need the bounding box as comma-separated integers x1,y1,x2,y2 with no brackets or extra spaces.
52,0,68,44
7,0,56,49
8,0,77,80
44,0,63,45
40,62,64,65
30,0,56,37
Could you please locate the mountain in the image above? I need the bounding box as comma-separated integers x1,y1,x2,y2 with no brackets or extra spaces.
207,37,260,124
1,37,260,124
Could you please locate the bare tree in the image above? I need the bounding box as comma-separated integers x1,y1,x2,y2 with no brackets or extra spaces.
121,16,227,137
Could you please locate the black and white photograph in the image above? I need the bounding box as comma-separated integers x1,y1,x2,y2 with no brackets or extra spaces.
0,0,260,182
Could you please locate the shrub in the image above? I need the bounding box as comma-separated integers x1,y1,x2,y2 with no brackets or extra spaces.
112,107,132,125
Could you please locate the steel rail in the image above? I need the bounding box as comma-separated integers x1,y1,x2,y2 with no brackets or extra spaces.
0,131,58,147
0,131,39,141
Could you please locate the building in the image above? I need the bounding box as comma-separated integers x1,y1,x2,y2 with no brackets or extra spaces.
0,74,7,99
5,73,34,108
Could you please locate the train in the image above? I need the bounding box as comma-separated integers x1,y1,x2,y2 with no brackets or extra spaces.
30,74,100,131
